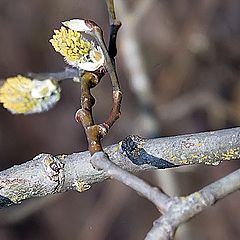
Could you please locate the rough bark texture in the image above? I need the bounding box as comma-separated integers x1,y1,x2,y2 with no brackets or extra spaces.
0,127,239,207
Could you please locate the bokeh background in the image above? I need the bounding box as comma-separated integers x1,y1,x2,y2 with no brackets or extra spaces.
0,0,240,239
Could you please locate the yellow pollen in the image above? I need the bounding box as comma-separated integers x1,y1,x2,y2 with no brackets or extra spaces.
0,75,38,114
49,26,92,62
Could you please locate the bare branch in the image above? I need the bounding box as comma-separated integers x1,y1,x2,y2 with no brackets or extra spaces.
106,0,116,24
0,127,238,208
105,0,122,59
75,5,122,154
75,72,106,154
87,21,121,92
0,68,80,84
75,1,122,155
145,167,240,239
120,127,240,168
91,152,170,213
27,67,80,81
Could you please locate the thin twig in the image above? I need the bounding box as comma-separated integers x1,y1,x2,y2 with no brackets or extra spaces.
0,68,80,83
93,27,121,92
104,89,122,129
106,0,116,24
90,13,123,129
78,2,122,144
76,0,122,155
91,151,170,213
145,167,240,240
105,0,122,59
75,72,106,154
28,67,80,81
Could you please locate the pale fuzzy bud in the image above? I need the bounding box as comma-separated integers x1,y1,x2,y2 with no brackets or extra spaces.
62,19,92,32
31,79,59,98
0,75,61,114
78,47,104,71
50,24,104,71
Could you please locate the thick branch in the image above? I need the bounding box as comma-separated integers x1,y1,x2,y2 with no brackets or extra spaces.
0,127,239,208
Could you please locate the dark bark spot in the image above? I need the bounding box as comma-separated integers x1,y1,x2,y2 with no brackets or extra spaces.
122,135,176,169
0,195,14,208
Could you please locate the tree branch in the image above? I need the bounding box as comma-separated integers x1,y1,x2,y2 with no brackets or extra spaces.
75,72,106,154
0,68,80,84
145,167,240,240
105,0,122,59
74,4,122,155
0,127,239,208
91,152,170,213
27,67,80,81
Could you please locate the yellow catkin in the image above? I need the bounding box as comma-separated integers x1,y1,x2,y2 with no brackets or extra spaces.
0,75,61,114
0,75,38,114
50,26,92,62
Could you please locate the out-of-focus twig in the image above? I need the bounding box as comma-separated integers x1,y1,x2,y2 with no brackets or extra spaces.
156,90,231,125
130,0,156,27
0,195,60,226
27,67,80,81
77,181,130,240
0,67,80,83
116,0,159,137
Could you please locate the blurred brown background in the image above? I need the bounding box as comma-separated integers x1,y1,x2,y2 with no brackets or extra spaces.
0,0,240,239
